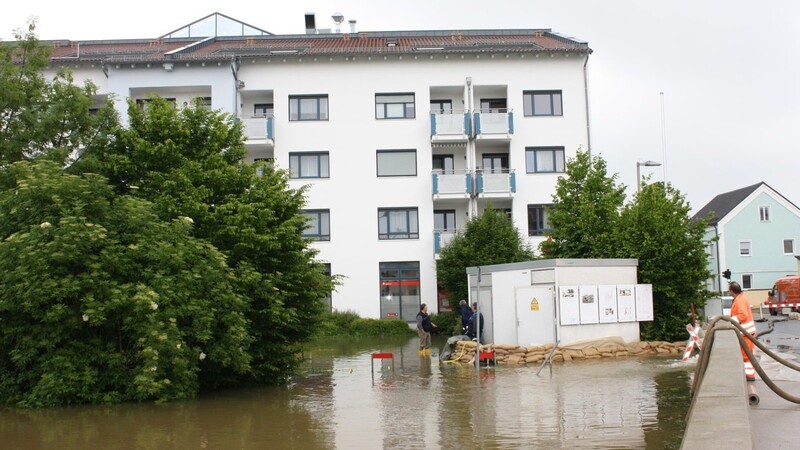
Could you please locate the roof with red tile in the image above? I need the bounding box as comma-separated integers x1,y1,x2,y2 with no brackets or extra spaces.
44,29,590,65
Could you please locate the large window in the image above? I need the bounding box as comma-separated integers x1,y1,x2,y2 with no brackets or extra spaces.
739,240,752,257
430,100,453,114
302,209,330,241
523,90,563,116
254,103,274,116
378,208,419,240
379,261,420,321
376,93,415,119
289,152,329,179
525,147,565,173
432,154,455,174
377,150,417,177
784,239,795,255
434,210,456,231
289,94,328,121
528,204,552,236
482,154,509,174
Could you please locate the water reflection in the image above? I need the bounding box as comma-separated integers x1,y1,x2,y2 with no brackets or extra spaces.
0,336,690,449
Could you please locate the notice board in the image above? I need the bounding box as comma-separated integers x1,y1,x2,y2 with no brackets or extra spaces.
616,284,636,322
635,284,654,321
578,285,599,324
597,285,618,323
558,286,580,325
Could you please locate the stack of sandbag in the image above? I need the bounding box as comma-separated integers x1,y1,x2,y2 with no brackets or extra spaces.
448,340,686,365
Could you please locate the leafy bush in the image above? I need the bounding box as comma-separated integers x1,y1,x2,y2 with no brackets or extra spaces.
315,311,414,337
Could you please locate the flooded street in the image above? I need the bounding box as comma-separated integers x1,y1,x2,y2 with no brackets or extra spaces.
1,336,692,449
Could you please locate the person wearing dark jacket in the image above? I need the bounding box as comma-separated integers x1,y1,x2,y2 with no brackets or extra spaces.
458,300,472,334
465,302,484,342
416,303,437,356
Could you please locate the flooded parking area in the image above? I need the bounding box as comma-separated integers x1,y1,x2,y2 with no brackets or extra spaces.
0,336,692,449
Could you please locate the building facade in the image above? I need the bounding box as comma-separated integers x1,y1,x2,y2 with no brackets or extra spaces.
44,13,593,320
694,182,800,294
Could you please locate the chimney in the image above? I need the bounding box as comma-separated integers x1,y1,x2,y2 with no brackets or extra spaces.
305,13,316,34
349,19,357,34
332,12,344,33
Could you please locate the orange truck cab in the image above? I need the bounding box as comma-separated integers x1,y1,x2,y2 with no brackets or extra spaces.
765,275,800,315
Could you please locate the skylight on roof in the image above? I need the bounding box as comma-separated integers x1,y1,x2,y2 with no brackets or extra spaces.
161,13,271,39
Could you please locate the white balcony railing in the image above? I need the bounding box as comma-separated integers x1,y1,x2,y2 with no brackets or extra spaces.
239,114,274,141
432,170,472,196
430,110,470,139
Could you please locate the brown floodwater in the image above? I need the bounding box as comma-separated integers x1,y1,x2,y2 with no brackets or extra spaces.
0,335,692,449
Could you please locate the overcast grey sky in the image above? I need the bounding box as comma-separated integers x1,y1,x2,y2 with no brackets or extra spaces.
3,0,799,212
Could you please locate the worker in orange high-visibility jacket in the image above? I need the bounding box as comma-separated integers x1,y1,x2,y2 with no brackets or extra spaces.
729,281,757,382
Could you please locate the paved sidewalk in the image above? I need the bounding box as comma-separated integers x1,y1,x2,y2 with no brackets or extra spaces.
750,317,800,449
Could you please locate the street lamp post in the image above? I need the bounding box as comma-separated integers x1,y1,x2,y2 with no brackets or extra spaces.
636,160,662,194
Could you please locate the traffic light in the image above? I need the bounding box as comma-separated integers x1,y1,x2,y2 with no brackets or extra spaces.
722,269,731,280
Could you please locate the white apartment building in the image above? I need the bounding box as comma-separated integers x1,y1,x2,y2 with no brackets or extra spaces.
46,13,593,321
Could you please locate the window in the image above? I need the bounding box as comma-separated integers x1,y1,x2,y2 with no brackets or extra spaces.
784,239,795,255
525,147,565,173
523,90,563,116
430,100,453,114
375,93,415,119
528,204,552,236
379,261,420,321
759,206,770,222
480,98,507,113
196,97,212,110
254,103,274,117
289,95,328,121
289,152,329,178
432,155,455,174
739,240,751,256
136,98,176,110
742,274,753,290
320,263,332,311
378,208,419,240
302,210,330,241
254,157,274,176
377,150,417,177
434,210,456,231
482,154,509,174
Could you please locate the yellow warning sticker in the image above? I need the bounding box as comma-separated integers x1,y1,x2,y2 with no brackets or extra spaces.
530,298,539,311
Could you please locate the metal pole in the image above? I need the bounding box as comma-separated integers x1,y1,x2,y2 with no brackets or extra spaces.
475,267,481,372
636,162,641,194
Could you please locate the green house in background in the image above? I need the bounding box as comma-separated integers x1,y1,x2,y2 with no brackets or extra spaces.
694,182,800,294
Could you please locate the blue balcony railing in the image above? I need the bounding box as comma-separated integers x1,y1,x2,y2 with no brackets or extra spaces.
476,170,516,195
240,114,275,143
430,111,471,139
432,170,473,196
434,229,459,254
474,110,513,137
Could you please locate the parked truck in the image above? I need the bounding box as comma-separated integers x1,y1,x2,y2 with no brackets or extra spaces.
764,275,800,315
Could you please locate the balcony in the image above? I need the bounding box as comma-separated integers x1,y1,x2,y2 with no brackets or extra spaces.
240,114,274,154
430,110,471,142
474,110,514,141
477,169,516,198
432,170,472,199
434,229,460,257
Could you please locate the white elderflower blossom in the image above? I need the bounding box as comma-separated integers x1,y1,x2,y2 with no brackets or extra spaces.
199,352,207,361
82,314,89,322
180,216,194,224
40,222,51,228
149,301,158,310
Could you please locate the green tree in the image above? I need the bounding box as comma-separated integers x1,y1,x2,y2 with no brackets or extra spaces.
0,161,252,406
615,182,711,341
0,21,117,165
82,97,334,386
541,149,626,258
437,206,533,311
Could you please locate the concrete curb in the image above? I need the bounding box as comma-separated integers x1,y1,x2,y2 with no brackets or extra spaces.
681,328,752,449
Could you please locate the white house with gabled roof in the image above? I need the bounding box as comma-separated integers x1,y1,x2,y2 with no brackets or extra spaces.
43,12,593,320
